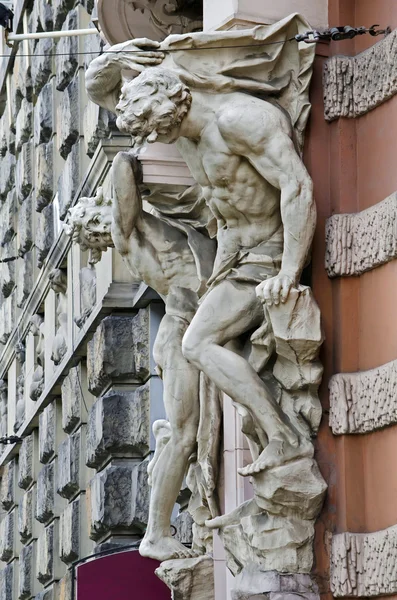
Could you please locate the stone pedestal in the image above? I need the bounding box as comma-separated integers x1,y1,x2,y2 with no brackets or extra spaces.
203,0,328,31
232,568,319,600
156,556,214,600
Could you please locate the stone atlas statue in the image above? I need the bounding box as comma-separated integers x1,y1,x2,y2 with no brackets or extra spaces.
66,12,327,597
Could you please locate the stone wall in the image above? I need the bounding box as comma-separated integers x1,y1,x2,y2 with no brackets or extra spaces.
0,1,170,598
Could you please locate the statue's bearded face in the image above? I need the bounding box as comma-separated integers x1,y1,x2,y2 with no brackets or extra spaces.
115,67,192,146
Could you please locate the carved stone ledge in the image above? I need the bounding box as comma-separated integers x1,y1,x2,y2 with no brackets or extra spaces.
323,29,397,121
156,555,214,600
330,358,397,434
331,525,397,597
325,193,397,277
232,568,320,600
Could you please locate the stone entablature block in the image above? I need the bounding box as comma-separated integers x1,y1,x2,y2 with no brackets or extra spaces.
330,358,397,434
331,526,397,597
325,193,397,277
323,29,397,121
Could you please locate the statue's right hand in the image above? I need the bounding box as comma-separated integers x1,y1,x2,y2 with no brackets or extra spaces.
109,38,165,71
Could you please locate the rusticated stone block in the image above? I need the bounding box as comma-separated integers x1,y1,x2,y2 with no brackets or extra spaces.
326,192,397,278
18,486,36,544
59,496,80,564
0,561,15,600
19,542,35,600
0,151,16,201
36,140,54,212
87,312,150,396
55,10,78,91
75,266,96,328
36,522,56,584
324,29,397,121
330,358,397,435
61,364,88,433
32,38,53,95
1,459,17,510
57,141,80,220
83,100,111,157
0,292,15,345
39,402,57,464
0,190,16,246
0,111,10,156
57,77,79,159
16,251,33,308
15,98,33,152
88,459,150,541
156,556,214,600
55,569,72,600
0,241,16,298
57,429,82,500
53,0,75,29
36,204,54,268
35,588,55,600
19,433,36,490
18,194,33,256
16,142,32,204
0,508,16,562
36,462,55,524
34,80,53,146
331,526,397,597
86,385,150,469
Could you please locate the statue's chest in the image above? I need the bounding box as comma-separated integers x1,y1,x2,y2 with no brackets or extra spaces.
201,151,240,186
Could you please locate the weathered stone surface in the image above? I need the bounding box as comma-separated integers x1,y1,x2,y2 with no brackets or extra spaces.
330,358,397,435
19,433,36,490
35,588,54,600
39,403,56,464
32,38,53,95
0,151,16,201
0,561,15,600
57,429,82,500
331,525,397,597
75,266,96,328
59,496,80,564
0,380,7,439
55,570,73,600
324,29,397,121
36,141,54,212
232,569,320,600
86,385,150,469
19,542,35,600
18,194,33,256
174,510,194,546
1,459,17,511
0,190,16,246
0,508,16,562
83,100,111,157
87,312,150,396
61,364,86,433
0,292,16,344
58,141,80,220
36,522,55,584
156,556,214,600
16,142,33,204
17,251,33,308
53,0,75,29
34,81,53,146
88,459,150,541
55,10,78,91
57,77,79,160
0,241,16,298
15,99,33,152
18,486,36,544
0,111,12,156
36,204,54,268
326,192,397,277
29,0,53,33
36,462,55,524
9,68,23,133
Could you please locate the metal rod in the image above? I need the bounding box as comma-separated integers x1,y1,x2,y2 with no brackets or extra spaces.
7,28,98,41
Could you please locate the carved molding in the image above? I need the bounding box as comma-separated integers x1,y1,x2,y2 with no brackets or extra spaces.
331,526,397,597
323,29,397,121
329,359,397,435
325,192,397,277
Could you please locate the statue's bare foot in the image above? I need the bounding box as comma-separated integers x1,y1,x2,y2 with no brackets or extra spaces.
238,438,313,477
139,535,198,561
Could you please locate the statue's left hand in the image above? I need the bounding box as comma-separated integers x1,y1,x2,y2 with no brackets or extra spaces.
256,272,296,306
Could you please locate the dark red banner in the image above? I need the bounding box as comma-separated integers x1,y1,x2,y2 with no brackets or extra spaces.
76,549,171,599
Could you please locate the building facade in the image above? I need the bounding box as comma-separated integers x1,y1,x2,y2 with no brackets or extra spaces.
0,0,396,599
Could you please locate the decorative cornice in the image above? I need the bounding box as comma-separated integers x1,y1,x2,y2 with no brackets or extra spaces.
329,359,397,435
323,29,397,121
325,192,397,277
331,526,397,597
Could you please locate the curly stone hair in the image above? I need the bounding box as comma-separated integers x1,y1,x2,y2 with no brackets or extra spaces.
116,67,192,146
